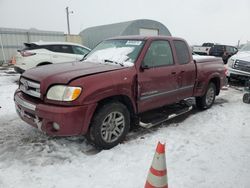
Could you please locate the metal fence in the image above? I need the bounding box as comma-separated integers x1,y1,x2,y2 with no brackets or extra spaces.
0,27,65,65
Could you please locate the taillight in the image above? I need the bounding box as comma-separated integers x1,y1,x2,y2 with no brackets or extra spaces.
224,65,228,75
20,51,36,57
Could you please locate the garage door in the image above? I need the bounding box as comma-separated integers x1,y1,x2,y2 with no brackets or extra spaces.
139,28,159,36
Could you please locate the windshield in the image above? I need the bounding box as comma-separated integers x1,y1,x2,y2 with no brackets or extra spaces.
240,43,250,52
84,39,145,66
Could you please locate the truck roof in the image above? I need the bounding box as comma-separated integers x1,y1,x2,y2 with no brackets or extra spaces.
108,35,184,41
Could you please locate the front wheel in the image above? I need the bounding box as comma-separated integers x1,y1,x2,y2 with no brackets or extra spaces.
87,102,130,149
196,82,216,110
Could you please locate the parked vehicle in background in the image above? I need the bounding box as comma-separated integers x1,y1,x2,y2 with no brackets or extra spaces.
193,43,214,55
209,45,238,64
14,42,91,73
226,42,250,81
14,36,226,149
243,80,250,104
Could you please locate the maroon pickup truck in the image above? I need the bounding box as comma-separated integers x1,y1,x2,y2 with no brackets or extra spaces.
14,36,226,149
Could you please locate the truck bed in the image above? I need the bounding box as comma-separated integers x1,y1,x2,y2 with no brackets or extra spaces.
193,55,225,97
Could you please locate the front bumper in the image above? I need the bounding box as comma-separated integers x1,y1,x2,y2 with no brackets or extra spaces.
226,67,250,81
14,91,97,136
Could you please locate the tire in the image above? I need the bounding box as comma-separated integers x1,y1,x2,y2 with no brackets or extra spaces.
243,93,250,104
87,102,130,149
196,82,216,110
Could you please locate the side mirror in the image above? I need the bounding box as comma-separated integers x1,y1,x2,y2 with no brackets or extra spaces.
141,61,150,70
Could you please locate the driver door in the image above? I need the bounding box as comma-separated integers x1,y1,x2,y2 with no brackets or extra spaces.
137,40,179,113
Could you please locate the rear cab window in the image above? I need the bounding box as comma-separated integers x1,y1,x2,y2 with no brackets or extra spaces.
173,40,190,65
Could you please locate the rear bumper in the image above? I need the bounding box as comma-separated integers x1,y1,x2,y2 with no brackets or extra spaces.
14,91,97,136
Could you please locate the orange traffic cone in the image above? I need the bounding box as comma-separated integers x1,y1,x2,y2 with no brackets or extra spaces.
145,142,168,188
10,56,16,65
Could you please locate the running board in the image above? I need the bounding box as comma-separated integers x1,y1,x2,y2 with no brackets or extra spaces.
139,105,193,129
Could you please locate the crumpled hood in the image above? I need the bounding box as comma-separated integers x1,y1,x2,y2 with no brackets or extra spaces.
231,51,250,62
22,61,125,93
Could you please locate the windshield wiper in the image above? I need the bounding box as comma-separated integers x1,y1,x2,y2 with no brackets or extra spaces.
104,59,124,67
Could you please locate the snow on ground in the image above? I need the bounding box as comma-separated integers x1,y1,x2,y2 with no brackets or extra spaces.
0,68,250,188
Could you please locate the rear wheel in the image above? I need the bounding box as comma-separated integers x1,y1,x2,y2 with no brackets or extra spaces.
196,82,216,110
87,102,130,149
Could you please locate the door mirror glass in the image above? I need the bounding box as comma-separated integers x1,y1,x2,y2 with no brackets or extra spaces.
141,61,150,70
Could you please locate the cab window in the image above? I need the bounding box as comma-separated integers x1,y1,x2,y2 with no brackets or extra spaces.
174,40,190,64
143,40,174,68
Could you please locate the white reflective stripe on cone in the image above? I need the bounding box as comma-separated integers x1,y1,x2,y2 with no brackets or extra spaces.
151,153,167,171
146,173,168,187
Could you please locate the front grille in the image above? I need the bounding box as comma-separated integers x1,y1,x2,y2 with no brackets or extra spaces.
20,77,41,98
233,60,250,73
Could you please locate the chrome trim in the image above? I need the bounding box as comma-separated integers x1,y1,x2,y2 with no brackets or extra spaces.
20,84,41,98
15,94,36,111
20,77,41,98
140,85,194,101
233,60,250,73
139,106,193,128
20,78,40,88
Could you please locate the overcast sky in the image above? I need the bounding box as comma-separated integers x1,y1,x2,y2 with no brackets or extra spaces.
0,0,249,46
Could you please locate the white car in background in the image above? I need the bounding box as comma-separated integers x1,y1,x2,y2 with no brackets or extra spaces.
226,42,250,81
14,41,91,73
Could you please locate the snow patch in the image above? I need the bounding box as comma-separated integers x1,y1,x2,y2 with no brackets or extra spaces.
0,68,250,188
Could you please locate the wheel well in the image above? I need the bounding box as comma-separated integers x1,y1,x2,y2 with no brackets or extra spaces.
37,62,52,66
97,95,135,114
210,77,220,95
96,95,136,120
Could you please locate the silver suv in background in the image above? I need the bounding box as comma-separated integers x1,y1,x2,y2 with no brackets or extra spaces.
14,41,91,73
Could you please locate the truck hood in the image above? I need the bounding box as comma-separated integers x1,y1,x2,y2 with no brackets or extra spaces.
231,51,250,62
22,61,125,86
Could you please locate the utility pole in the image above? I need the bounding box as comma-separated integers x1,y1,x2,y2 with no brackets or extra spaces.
66,7,73,35
0,34,6,65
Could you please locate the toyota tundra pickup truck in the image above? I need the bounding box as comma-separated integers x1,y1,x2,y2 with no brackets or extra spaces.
14,36,226,149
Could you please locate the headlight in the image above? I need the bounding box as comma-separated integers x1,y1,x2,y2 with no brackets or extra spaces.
47,85,82,101
227,57,235,68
